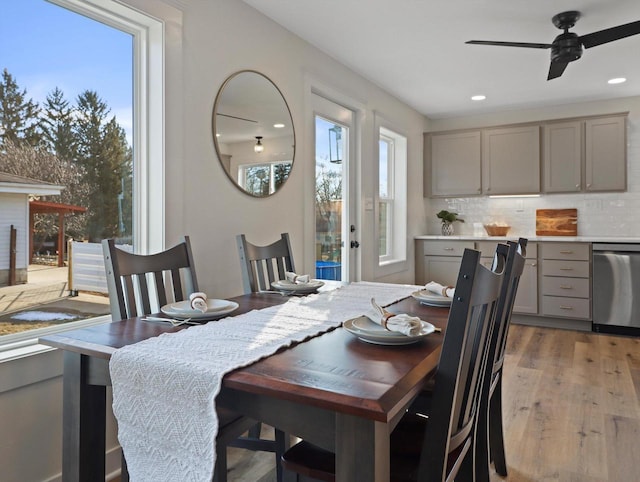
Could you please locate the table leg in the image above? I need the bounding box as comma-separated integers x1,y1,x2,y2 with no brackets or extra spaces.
335,414,389,482
62,352,106,482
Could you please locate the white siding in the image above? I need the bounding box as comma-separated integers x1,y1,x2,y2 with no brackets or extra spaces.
0,193,28,270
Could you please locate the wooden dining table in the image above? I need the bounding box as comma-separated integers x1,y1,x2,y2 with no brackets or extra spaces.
39,289,450,482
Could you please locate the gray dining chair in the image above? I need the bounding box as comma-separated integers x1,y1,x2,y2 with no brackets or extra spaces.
236,232,296,293
280,246,506,481
102,237,286,482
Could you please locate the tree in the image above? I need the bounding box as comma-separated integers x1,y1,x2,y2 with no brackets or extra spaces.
0,68,41,147
74,90,130,241
39,87,76,160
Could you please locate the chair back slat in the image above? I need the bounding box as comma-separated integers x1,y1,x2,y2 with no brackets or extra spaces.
418,247,505,482
237,233,296,293
102,237,198,321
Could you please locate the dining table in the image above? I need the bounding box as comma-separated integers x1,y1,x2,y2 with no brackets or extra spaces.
39,283,450,482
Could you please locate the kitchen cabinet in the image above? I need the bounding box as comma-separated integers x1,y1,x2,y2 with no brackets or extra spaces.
540,242,591,322
481,125,540,195
543,121,582,193
543,114,627,193
425,131,481,197
585,115,626,192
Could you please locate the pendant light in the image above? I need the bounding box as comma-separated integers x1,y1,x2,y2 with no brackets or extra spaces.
254,136,264,153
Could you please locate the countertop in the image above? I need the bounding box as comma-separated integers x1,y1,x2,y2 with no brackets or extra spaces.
415,235,640,243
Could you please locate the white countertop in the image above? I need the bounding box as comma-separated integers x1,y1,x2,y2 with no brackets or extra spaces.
414,235,640,243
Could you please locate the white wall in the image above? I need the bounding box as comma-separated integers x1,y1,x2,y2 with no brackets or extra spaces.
0,193,28,271
425,96,640,238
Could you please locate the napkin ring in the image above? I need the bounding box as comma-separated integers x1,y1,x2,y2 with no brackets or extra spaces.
381,312,395,331
442,285,453,297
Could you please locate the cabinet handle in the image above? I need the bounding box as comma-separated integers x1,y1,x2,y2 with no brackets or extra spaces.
559,250,573,254
559,267,574,271
443,248,454,251
560,305,574,310
560,285,574,289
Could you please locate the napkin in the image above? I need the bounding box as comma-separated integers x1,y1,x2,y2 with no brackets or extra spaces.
189,292,208,313
285,271,311,284
365,298,424,336
425,281,455,298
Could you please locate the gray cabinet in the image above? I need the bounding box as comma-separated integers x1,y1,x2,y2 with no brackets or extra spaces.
482,125,540,195
585,115,626,192
543,115,627,193
426,131,481,197
543,121,582,193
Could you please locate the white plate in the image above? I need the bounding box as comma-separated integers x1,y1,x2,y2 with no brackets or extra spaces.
168,298,235,313
161,300,239,320
411,289,453,307
343,316,435,345
271,279,325,293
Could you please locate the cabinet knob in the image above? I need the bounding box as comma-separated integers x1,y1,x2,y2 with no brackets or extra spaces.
529,262,537,267
575,184,580,189
586,183,592,188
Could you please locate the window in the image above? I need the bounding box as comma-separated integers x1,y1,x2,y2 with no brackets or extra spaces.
0,0,164,346
378,126,407,267
239,160,292,196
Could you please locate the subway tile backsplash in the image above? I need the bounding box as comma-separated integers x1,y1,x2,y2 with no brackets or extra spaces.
427,108,640,238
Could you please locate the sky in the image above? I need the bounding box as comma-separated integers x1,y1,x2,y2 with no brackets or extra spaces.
0,0,133,142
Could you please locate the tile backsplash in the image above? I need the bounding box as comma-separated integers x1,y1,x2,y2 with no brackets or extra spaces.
426,101,640,238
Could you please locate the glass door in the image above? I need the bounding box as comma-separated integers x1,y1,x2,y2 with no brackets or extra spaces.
313,95,357,282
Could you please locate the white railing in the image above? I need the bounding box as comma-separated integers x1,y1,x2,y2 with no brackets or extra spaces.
69,241,132,294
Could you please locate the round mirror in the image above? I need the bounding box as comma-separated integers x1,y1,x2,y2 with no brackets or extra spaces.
212,70,295,197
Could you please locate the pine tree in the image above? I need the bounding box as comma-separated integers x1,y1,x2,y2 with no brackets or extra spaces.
40,87,76,160
0,68,41,147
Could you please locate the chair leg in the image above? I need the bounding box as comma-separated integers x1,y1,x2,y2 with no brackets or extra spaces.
474,394,491,482
489,377,508,477
248,422,262,438
213,445,228,482
274,429,288,482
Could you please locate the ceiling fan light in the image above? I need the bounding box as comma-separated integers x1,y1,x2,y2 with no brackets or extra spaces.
471,95,486,101
608,77,627,84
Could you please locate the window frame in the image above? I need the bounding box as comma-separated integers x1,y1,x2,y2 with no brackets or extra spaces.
0,0,166,350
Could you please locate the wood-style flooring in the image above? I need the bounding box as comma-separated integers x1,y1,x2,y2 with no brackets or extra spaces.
115,324,640,481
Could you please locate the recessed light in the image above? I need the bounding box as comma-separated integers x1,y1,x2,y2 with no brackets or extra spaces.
608,77,626,84
471,95,486,101
273,123,285,128
216,133,220,137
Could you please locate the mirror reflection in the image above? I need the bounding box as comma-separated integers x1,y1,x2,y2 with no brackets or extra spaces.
212,71,295,197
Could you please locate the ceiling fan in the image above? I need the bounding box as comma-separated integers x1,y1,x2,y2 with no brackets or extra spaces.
466,11,640,80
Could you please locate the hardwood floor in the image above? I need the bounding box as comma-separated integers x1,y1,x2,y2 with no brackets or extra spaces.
113,324,640,481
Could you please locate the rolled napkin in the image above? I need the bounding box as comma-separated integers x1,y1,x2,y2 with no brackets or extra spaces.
425,281,455,298
189,292,208,313
285,271,311,284
365,298,424,336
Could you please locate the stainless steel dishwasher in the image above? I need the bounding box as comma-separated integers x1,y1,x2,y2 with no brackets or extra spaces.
592,243,640,336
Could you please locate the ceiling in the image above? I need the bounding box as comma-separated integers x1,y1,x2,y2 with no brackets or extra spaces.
243,0,640,119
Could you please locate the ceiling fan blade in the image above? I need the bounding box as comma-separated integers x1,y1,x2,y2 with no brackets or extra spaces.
466,40,552,49
547,60,569,80
580,20,640,48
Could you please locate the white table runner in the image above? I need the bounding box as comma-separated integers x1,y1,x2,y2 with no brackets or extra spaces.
109,282,420,482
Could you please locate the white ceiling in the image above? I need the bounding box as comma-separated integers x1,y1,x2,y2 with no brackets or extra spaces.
243,0,640,119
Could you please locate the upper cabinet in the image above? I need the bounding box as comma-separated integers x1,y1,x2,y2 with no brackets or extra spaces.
426,131,481,197
584,115,626,192
543,114,627,193
425,112,627,198
482,125,540,195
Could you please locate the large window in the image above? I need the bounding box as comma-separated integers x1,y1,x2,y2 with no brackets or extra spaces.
239,161,292,196
378,126,407,267
0,0,164,345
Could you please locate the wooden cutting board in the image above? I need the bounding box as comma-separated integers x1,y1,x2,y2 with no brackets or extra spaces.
536,209,578,236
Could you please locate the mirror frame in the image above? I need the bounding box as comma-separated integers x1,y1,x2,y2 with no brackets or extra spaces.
212,70,296,197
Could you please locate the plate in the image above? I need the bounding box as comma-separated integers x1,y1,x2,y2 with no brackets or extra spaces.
271,279,325,293
161,299,239,320
411,289,453,307
168,298,235,313
343,316,435,345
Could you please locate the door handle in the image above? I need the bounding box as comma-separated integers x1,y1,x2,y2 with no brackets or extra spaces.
350,240,360,249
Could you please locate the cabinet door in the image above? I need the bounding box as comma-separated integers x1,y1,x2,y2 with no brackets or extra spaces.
427,131,481,197
513,260,538,314
482,126,540,194
543,121,582,193
585,115,626,192
422,256,463,287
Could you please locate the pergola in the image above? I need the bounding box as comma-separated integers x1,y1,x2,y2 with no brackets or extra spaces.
29,200,87,267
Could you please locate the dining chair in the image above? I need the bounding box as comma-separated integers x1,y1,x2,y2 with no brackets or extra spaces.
102,237,286,482
279,247,506,482
475,238,528,482
236,232,295,293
